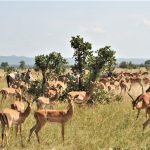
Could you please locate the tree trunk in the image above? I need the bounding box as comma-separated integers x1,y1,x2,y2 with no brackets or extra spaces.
42,70,46,95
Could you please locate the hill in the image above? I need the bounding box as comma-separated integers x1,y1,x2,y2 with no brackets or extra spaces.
0,55,149,66
0,55,35,66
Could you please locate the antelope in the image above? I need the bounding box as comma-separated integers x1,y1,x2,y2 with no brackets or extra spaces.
28,94,77,143
127,84,150,119
67,82,96,100
120,80,128,94
0,99,32,147
35,85,61,110
35,96,57,110
71,82,96,104
0,87,21,103
10,92,25,113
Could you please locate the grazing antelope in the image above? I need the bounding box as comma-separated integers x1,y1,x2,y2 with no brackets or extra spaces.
35,86,61,110
127,85,150,119
0,99,32,147
28,95,77,143
68,81,96,104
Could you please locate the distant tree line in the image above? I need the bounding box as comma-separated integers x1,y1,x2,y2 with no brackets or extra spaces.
0,60,26,73
119,60,150,69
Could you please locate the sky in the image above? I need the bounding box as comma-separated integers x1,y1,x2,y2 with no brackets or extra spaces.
0,1,150,58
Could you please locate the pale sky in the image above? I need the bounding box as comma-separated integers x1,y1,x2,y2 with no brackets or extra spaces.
0,1,150,58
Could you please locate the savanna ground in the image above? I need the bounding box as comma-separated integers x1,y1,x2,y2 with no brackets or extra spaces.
0,69,150,150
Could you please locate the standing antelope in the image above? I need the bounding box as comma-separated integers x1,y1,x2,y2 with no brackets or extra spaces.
0,99,32,147
120,80,128,94
0,87,21,103
28,95,77,143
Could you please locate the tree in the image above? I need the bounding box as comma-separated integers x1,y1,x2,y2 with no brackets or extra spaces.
1,62,9,69
35,52,67,94
19,60,26,69
145,60,150,66
70,35,92,90
88,46,116,82
119,61,128,68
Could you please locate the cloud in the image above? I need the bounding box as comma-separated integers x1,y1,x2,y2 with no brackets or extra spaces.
143,18,150,26
80,25,106,34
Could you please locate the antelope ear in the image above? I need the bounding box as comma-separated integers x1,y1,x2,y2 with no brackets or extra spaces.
74,94,79,99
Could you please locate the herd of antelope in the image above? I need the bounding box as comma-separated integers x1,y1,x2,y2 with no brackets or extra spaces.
0,69,150,147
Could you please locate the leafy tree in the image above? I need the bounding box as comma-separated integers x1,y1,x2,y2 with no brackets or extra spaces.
88,46,116,82
5,66,15,74
70,35,92,90
1,62,9,69
35,52,67,94
119,61,128,68
145,60,150,66
19,60,26,69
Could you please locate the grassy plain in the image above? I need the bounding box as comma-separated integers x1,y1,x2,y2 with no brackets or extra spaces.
0,69,150,150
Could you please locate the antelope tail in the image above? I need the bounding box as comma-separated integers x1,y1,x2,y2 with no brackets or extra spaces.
0,112,9,126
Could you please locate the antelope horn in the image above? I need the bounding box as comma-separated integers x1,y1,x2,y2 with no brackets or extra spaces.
140,83,144,94
127,91,135,102
127,84,134,101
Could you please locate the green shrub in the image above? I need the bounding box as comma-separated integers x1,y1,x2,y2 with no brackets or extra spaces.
89,89,123,104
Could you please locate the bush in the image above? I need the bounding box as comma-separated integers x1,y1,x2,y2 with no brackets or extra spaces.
89,89,123,104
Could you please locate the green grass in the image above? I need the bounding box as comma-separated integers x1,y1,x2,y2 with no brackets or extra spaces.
0,79,150,149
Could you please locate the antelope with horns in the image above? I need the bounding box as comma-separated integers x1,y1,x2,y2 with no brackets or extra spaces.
28,94,78,143
0,98,32,147
127,84,150,120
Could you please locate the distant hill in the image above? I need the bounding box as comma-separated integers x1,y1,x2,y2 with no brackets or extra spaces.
0,55,149,66
117,58,148,65
0,55,75,66
0,55,35,66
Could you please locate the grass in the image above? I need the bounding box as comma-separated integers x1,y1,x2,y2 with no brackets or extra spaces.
0,79,150,149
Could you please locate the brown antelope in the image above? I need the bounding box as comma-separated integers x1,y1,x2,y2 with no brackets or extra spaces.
10,101,25,113
35,96,57,110
127,84,150,119
35,86,60,110
10,87,25,113
68,81,96,104
0,99,32,147
120,80,128,94
28,95,77,143
0,87,21,103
